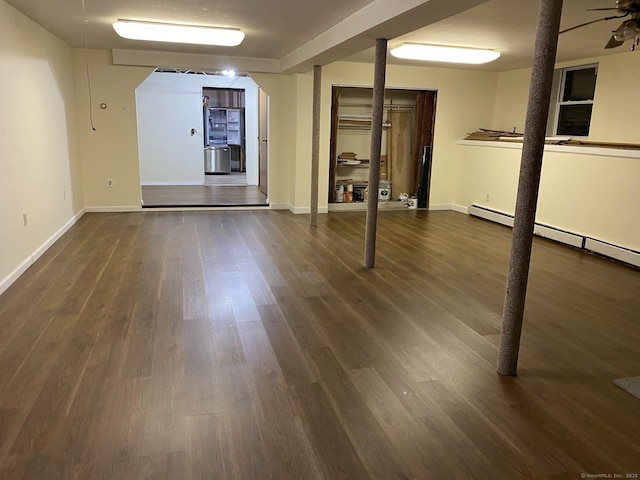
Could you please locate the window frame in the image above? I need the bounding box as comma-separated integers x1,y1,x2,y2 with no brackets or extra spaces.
551,63,598,137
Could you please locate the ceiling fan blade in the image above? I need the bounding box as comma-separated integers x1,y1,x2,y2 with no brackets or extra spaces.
605,35,625,48
559,13,628,34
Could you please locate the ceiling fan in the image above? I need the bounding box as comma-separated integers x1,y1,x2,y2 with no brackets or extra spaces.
560,0,640,50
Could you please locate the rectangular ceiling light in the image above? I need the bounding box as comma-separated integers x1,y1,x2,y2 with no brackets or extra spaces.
113,20,245,46
390,43,500,64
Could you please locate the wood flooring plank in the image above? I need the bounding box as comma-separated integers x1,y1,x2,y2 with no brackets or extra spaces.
347,367,449,477
141,185,268,207
218,363,279,480
100,242,147,342
0,218,110,346
290,382,371,480
181,218,210,321
210,316,246,367
55,231,119,316
140,333,185,457
8,324,94,455
0,310,54,397
238,259,278,306
166,451,186,480
258,304,318,386
299,296,382,370
56,338,128,468
418,379,553,479
185,414,234,480
270,286,326,351
18,451,66,480
55,335,131,476
0,453,30,480
237,320,323,479
139,275,185,457
1,210,640,479
0,314,79,457
306,347,416,479
86,377,149,480
120,250,164,379
512,382,640,473
182,319,222,416
222,271,261,322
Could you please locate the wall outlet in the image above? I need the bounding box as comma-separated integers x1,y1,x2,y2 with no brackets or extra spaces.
63,189,67,200
107,179,113,188
22,212,28,226
485,193,491,202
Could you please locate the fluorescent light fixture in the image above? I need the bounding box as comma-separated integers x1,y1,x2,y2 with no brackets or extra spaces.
113,20,244,46
390,43,500,64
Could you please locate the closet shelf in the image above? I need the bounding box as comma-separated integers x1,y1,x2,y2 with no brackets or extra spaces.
337,115,391,129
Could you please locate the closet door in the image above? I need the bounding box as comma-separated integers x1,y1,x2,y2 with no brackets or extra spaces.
412,91,436,205
389,109,413,199
258,88,269,196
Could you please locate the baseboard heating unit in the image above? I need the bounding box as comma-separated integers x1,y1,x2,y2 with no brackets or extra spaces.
468,204,640,269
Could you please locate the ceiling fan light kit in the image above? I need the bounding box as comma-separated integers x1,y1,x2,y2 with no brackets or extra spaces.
561,0,640,50
390,43,501,64
112,20,245,46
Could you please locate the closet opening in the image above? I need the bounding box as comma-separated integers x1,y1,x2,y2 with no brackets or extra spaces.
328,85,436,210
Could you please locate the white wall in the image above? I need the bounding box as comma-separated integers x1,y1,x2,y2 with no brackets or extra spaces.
0,0,84,293
71,51,293,209
136,72,260,186
250,73,297,209
73,49,152,209
456,49,640,252
317,62,499,210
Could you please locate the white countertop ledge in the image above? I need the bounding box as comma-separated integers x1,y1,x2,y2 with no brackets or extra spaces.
457,139,640,160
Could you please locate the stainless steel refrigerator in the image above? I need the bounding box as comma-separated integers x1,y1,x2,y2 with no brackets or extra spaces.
203,108,243,174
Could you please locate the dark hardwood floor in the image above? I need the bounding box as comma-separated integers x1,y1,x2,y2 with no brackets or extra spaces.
141,185,268,207
1,210,639,479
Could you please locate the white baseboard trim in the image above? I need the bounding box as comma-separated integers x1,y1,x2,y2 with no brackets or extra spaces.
427,203,450,211
0,208,86,296
269,203,293,211
328,201,416,213
451,204,469,214
585,238,640,268
468,204,639,268
533,223,584,248
289,205,330,214
468,205,514,228
85,206,143,213
427,203,468,213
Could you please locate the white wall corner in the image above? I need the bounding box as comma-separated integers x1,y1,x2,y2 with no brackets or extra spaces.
451,204,469,214
269,203,293,211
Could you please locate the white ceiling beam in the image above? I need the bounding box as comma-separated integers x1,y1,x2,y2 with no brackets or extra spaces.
112,0,488,74
279,0,489,73
112,49,280,73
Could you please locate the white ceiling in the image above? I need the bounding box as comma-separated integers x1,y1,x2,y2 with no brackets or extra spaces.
4,0,638,73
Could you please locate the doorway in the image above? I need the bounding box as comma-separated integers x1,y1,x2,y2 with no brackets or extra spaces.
328,86,436,207
136,70,269,208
